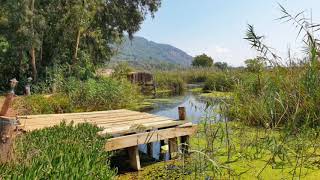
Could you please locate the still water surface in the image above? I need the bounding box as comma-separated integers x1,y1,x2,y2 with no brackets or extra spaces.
140,91,221,159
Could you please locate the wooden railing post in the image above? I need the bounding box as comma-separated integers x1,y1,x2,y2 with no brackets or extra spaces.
178,107,189,154
0,78,18,116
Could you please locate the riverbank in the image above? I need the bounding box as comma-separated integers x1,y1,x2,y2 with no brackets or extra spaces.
117,122,320,179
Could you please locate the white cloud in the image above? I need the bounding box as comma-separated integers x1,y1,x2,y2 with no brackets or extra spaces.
213,46,230,54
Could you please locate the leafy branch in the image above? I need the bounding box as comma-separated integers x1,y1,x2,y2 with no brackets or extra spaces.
244,24,282,66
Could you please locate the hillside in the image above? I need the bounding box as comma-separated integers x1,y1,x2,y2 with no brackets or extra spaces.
112,36,193,66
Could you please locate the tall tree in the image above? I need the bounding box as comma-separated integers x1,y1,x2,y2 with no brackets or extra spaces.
192,54,214,67
0,0,161,91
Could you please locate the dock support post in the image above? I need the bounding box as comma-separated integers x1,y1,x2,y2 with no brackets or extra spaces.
168,137,178,159
159,140,167,160
147,143,153,157
127,146,141,170
178,107,189,154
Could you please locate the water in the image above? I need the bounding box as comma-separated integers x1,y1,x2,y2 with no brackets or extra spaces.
148,92,220,123
139,91,221,160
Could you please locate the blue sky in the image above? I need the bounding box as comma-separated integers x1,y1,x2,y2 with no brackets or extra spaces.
136,0,320,66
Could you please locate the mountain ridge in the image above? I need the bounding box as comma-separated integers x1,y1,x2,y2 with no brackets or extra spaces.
112,36,193,66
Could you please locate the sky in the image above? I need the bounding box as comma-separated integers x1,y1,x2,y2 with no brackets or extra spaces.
136,0,320,66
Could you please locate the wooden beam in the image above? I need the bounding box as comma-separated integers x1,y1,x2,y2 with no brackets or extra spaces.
127,146,141,170
105,126,197,151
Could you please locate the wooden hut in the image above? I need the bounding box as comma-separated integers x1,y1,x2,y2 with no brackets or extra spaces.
127,72,156,95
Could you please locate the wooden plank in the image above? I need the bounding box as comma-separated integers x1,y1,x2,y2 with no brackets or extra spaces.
18,109,129,119
22,119,185,133
98,120,187,136
168,137,178,159
18,113,160,126
18,110,144,122
19,116,174,129
105,125,197,151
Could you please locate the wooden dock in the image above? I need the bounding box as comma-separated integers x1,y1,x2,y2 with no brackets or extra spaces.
1,109,196,170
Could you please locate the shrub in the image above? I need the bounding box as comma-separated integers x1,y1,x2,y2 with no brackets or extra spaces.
0,123,116,179
203,73,235,92
227,66,320,128
14,94,72,115
154,73,186,94
14,77,142,114
63,77,142,111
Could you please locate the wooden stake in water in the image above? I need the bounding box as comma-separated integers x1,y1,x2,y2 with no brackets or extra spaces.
178,107,189,154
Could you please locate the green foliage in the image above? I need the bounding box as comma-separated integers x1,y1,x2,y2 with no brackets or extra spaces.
228,6,320,129
0,123,116,179
203,73,235,92
15,94,72,114
245,57,266,73
15,77,142,114
214,62,228,70
154,73,186,94
61,77,142,112
0,0,161,92
192,54,214,67
111,62,133,80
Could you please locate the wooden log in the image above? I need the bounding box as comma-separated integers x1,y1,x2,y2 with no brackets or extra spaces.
127,146,141,170
178,107,186,120
168,137,178,159
105,126,197,151
178,107,189,154
0,93,14,116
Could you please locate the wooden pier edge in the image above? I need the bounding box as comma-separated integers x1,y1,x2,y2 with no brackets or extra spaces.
105,125,197,151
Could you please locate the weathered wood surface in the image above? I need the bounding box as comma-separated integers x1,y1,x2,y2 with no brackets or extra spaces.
2,109,185,135
105,125,197,151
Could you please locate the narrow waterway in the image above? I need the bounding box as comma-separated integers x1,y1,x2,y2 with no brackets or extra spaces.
140,90,222,160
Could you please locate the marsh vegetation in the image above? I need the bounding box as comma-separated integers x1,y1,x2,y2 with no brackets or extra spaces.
0,2,320,180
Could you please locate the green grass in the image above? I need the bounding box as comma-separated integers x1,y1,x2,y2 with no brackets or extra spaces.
190,122,320,179
200,91,234,99
117,122,320,179
13,77,143,115
0,123,116,179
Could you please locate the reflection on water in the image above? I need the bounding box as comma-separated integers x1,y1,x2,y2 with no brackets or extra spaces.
149,92,220,123
140,92,221,160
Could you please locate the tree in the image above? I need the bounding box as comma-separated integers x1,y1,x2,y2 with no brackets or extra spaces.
244,57,265,73
0,0,161,92
245,57,266,94
214,62,228,70
192,54,213,67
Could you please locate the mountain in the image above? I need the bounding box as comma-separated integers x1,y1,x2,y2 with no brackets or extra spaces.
112,36,193,66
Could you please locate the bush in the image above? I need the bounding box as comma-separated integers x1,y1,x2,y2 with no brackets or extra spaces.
154,73,186,94
15,94,72,115
0,123,116,179
227,65,320,128
15,77,142,114
62,77,142,111
203,73,235,92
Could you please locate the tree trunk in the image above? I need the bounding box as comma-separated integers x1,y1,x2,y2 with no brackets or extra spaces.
30,0,37,80
73,29,81,65
30,48,37,81
16,49,23,80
